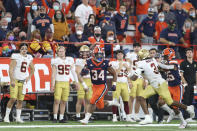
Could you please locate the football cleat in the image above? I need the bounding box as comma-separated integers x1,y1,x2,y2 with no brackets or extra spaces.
179,121,187,129
186,105,195,118
167,111,175,123
79,119,89,124
126,116,135,122
186,118,197,123
139,115,153,125
112,116,118,122
59,119,68,123
16,118,24,123
3,117,10,123
133,115,141,122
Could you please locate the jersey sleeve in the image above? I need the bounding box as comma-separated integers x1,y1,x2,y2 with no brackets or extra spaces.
135,61,144,76
11,53,18,60
28,54,33,62
51,58,57,66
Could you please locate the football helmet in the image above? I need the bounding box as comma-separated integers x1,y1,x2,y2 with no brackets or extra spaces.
162,48,175,60
138,49,150,60
79,45,90,59
93,46,104,62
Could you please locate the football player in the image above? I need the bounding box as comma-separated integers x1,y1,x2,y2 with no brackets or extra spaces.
51,46,79,123
159,48,186,126
75,45,92,120
110,50,134,122
129,49,195,128
125,43,143,121
4,43,35,123
79,46,120,124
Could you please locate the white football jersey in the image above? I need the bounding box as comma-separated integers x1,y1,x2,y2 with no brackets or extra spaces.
11,53,33,80
75,58,90,78
51,57,75,81
126,52,138,70
135,58,165,88
110,61,130,83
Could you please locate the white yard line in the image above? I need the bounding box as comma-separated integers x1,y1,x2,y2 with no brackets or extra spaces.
0,124,197,128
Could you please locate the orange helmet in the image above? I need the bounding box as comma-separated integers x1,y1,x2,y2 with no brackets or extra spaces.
162,48,175,60
93,46,104,62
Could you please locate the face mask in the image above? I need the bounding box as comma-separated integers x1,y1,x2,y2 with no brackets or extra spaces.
120,11,126,15
190,12,195,17
76,30,83,35
105,17,110,21
1,26,7,29
32,5,38,11
20,36,26,41
53,5,59,11
56,14,62,19
8,36,14,41
95,33,101,37
107,36,114,41
5,17,11,23
185,22,191,28
40,13,45,17
159,18,164,22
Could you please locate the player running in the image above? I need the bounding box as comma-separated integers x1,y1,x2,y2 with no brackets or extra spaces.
51,46,79,123
75,45,92,120
110,50,134,122
79,46,120,124
129,49,194,128
4,43,35,123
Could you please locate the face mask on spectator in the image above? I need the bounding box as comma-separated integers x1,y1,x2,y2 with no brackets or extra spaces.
76,30,83,35
20,36,26,41
95,33,101,37
190,12,196,17
32,5,38,11
1,26,7,29
8,36,14,41
159,17,164,22
5,17,11,23
120,11,126,15
56,14,62,19
107,36,114,41
53,5,60,11
40,13,45,17
185,22,191,28
105,17,110,21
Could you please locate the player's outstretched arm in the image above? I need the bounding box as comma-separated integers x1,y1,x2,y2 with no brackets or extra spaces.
9,60,17,87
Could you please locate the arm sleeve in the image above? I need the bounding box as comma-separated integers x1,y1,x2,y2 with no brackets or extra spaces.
158,63,175,70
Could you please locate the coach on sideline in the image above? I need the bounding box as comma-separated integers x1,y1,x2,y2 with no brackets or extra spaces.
180,48,197,122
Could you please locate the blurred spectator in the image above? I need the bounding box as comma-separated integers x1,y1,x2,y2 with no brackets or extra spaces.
27,1,39,40
15,31,27,50
53,10,70,41
42,27,57,58
29,29,43,58
97,0,109,23
113,4,128,42
88,26,104,49
138,8,156,47
89,0,97,15
159,19,187,56
163,3,176,23
83,14,96,38
75,0,93,26
5,0,25,28
179,0,194,12
104,30,119,58
31,6,54,39
4,12,14,30
0,0,6,13
189,0,197,9
2,31,16,57
136,0,151,22
188,8,197,21
99,12,116,40
13,27,21,40
68,24,88,57
155,12,168,42
0,18,9,41
190,20,197,45
173,1,188,31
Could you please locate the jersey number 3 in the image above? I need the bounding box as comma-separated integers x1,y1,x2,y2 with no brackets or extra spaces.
91,70,104,80
151,63,159,74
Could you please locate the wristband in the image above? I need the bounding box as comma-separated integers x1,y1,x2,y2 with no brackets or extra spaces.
82,82,88,89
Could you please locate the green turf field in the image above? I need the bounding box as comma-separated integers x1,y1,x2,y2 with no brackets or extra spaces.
0,120,197,131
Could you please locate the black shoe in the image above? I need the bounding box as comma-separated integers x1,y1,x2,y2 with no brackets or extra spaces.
53,119,58,123
59,119,68,123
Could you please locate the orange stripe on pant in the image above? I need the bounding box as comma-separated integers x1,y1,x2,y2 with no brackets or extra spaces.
168,85,184,109
90,84,108,109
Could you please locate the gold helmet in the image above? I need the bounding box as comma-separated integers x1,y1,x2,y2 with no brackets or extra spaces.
138,49,150,60
79,45,90,58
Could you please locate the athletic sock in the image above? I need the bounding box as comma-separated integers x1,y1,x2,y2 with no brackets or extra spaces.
161,104,174,115
4,108,11,118
16,109,22,119
59,114,64,120
76,113,80,118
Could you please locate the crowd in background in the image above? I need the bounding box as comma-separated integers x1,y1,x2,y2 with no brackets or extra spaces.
0,0,196,59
